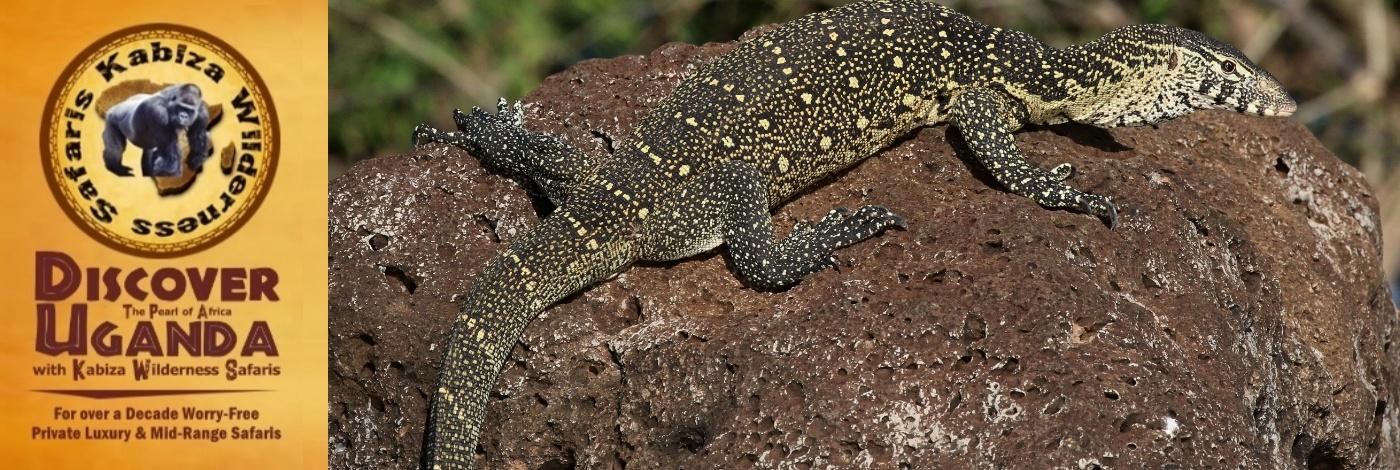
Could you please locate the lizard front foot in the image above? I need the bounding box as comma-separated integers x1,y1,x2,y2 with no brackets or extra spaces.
412,123,447,148
453,97,525,134
1077,194,1119,229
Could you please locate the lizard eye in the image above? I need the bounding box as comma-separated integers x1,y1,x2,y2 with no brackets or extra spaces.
1220,60,1237,73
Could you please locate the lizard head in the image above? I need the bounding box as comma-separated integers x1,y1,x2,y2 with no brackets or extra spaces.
1069,24,1295,127
1143,25,1296,118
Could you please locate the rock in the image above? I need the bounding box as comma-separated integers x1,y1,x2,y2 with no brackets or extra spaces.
328,37,1400,469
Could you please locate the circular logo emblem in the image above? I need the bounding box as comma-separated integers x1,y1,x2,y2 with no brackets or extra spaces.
41,24,278,258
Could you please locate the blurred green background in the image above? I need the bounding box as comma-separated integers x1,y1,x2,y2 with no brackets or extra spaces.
329,0,1400,283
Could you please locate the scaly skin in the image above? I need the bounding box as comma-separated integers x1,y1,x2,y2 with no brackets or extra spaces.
410,1,1295,467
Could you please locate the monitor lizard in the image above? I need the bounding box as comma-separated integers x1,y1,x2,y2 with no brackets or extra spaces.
409,0,1295,467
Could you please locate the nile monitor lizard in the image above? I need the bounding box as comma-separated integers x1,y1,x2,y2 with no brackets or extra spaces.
410,0,1295,467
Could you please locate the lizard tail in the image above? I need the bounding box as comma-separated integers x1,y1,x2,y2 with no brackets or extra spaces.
422,207,631,469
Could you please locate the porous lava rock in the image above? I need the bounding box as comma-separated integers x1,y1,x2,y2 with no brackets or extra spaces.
329,35,1399,469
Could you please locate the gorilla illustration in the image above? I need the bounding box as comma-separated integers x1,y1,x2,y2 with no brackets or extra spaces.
102,83,211,177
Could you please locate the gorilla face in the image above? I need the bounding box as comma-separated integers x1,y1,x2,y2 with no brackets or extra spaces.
173,103,196,127
171,87,202,128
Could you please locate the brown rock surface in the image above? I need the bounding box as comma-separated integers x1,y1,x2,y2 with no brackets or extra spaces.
329,37,1400,469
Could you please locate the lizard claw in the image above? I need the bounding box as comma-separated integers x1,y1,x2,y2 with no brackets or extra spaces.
452,108,470,129
889,213,908,230
1078,194,1118,229
412,123,438,147
496,97,525,125
454,107,492,129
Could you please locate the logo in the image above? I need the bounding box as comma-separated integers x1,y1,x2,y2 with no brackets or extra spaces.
41,24,278,258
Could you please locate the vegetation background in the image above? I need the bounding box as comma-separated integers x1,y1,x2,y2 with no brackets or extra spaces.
329,0,1400,291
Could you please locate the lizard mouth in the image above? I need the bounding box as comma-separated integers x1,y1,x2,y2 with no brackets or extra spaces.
1240,93,1296,117
1267,99,1298,117
1256,80,1297,117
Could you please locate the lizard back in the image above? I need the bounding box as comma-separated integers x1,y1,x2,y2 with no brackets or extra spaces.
628,0,974,205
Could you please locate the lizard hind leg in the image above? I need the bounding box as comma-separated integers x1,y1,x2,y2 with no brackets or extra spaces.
413,98,596,204
639,160,905,290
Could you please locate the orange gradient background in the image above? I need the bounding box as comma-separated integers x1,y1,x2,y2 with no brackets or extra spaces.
0,1,326,469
